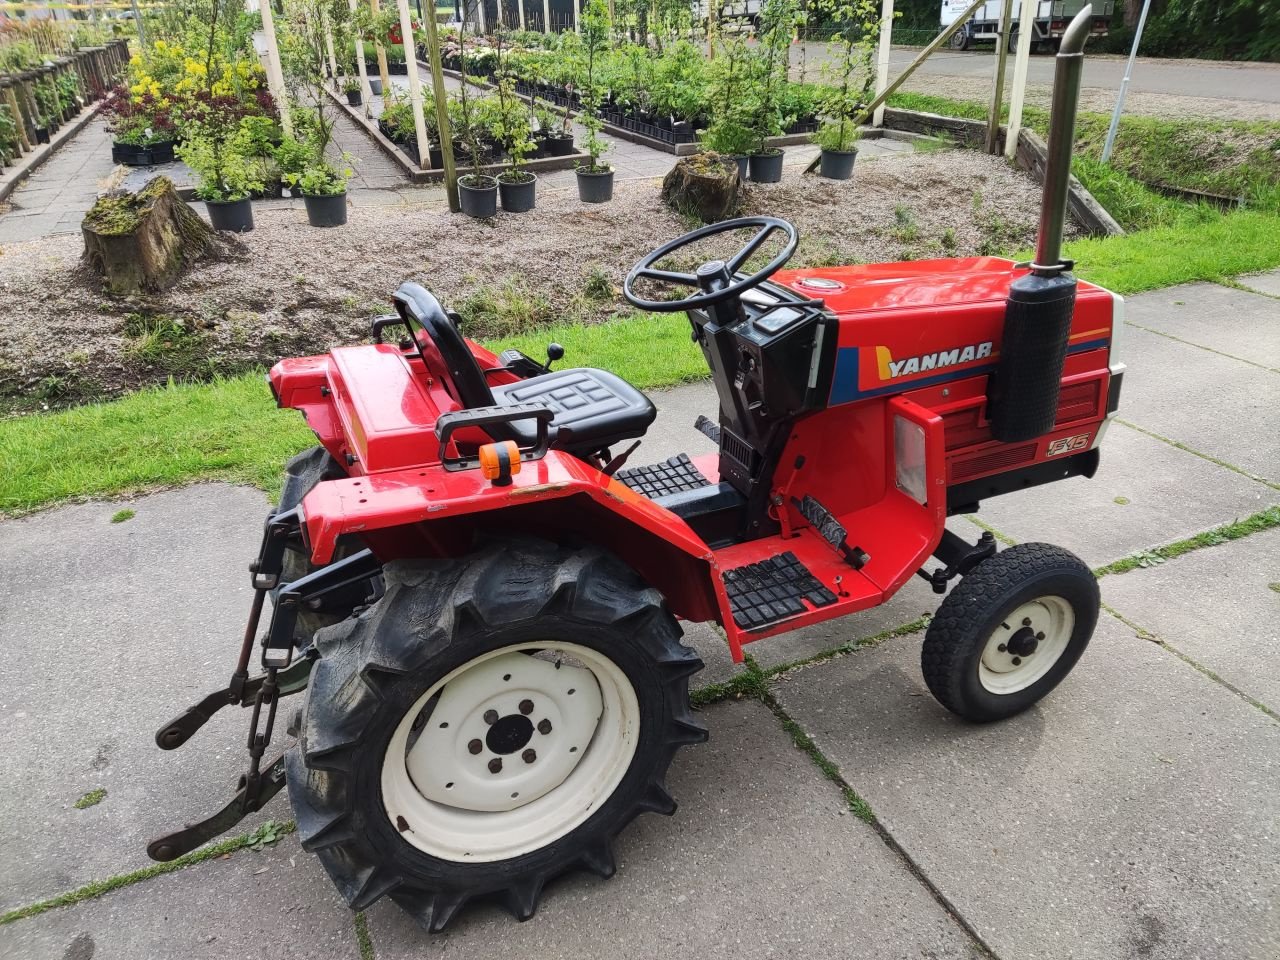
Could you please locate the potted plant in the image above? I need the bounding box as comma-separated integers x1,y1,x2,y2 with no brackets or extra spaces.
575,0,614,204
179,124,264,232
813,0,880,181
537,99,574,155
452,48,497,218
343,75,362,106
288,160,352,227
747,0,799,184
492,33,536,213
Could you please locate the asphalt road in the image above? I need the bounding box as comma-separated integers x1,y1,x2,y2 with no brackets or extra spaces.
793,42,1280,108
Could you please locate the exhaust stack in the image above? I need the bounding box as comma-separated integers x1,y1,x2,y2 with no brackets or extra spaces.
1033,6,1094,276
987,5,1093,443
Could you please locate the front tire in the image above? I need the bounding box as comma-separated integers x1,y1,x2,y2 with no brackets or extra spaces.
921,543,1099,722
286,540,706,931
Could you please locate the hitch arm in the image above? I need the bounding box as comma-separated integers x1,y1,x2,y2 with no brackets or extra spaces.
146,754,287,862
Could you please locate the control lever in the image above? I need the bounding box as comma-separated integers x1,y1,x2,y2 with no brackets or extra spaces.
602,440,642,476
546,342,565,370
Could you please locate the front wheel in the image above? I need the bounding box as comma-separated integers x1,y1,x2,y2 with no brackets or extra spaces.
921,543,1099,722
950,27,970,51
286,540,707,931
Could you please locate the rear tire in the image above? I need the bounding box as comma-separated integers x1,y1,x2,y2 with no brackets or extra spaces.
286,540,706,931
950,28,970,51
921,543,1099,722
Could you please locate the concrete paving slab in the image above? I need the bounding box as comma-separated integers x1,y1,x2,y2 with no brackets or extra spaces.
0,836,359,960
0,485,291,911
774,617,1280,960
1117,325,1279,483
1238,269,1280,299
1102,527,1280,712
969,420,1275,566
365,699,979,958
1125,283,1280,370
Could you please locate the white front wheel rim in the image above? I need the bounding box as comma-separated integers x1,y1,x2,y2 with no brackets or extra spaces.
382,642,639,863
978,597,1074,695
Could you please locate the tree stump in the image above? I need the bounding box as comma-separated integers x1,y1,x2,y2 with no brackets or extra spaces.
82,177,214,295
661,153,744,225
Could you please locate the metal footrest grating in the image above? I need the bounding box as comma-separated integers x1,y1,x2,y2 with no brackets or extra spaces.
723,552,838,630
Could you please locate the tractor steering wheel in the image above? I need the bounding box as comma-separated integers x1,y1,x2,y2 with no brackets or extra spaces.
623,216,799,313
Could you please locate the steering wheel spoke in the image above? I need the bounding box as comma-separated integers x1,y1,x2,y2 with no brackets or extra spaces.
623,217,799,314
726,225,778,274
637,266,698,285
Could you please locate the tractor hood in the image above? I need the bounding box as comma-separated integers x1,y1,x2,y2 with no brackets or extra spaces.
773,257,1101,315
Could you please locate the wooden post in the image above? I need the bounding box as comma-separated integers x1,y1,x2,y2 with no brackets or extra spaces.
349,0,374,114
985,0,1015,154
5,86,31,153
1004,0,1037,159
395,0,431,168
543,0,550,33
369,0,394,94
421,5,459,210
322,7,341,87
518,0,527,31
574,0,580,34
258,0,293,136
872,0,893,127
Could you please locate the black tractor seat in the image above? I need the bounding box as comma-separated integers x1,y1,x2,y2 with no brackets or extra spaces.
492,367,656,456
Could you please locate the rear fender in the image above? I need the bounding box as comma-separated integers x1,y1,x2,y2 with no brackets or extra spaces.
299,452,723,624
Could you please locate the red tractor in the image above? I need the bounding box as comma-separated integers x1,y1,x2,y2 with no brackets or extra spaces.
151,9,1117,934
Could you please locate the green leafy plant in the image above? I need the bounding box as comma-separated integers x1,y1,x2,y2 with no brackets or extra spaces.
179,129,265,201
812,0,884,155
751,0,800,156
577,0,612,174
702,36,756,157
492,28,534,184
284,159,352,197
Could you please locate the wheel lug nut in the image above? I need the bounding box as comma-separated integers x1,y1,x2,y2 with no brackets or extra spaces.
997,643,1007,652
488,758,502,774
1036,631,1045,640
1012,656,1022,666
483,709,498,725
1022,618,1032,626
537,718,552,735
522,748,536,763
468,739,482,755
519,699,534,715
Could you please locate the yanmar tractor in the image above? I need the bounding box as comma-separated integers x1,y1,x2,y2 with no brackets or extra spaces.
151,8,1121,934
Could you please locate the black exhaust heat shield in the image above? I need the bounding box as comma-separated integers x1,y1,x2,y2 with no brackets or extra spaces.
987,271,1077,443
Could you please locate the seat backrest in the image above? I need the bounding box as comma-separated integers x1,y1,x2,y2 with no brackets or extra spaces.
393,282,494,410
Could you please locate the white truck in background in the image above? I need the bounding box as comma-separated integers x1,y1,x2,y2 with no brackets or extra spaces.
942,0,1114,52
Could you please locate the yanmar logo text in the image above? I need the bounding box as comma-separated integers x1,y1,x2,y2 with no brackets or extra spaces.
875,341,994,380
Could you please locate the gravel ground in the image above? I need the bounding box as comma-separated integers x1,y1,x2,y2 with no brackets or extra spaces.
0,149,1062,412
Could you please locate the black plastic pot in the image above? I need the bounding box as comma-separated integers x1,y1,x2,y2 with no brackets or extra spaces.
111,139,175,166
428,144,443,170
819,148,857,181
544,133,574,156
35,127,50,144
206,196,255,232
302,191,348,227
459,175,498,218
346,89,362,106
576,168,614,204
368,77,383,96
498,173,537,213
748,150,784,184
729,154,749,180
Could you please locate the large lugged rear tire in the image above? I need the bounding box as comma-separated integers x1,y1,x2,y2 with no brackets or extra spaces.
286,539,706,931
921,543,1099,722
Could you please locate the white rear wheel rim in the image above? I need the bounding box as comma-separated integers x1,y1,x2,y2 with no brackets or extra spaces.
978,596,1074,695
382,641,639,863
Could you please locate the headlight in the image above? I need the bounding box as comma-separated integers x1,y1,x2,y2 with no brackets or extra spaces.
894,415,928,505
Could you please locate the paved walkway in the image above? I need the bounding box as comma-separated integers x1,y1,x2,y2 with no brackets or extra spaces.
0,271,1277,958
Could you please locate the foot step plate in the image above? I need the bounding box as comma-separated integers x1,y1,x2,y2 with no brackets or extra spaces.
615,453,711,499
723,552,838,630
